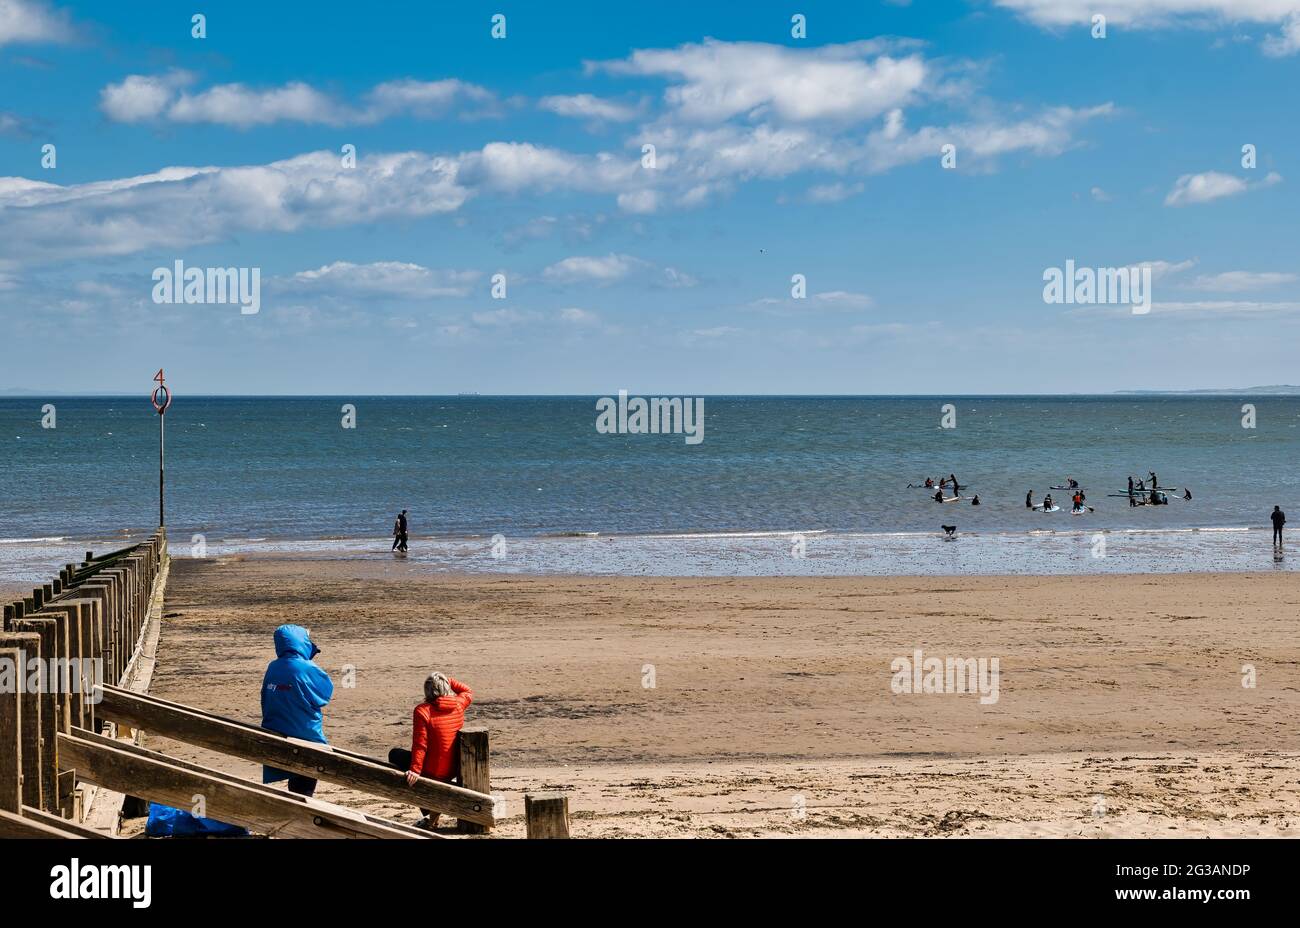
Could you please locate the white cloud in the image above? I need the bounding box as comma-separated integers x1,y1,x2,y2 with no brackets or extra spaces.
617,189,659,213
280,261,480,298
752,290,874,312
996,1,1300,56
687,325,742,339
366,79,497,119
1262,11,1300,53
539,94,642,122
1151,299,1300,315
0,0,74,47
99,71,195,123
598,39,928,123
542,253,648,284
99,74,498,128
464,142,642,197
661,267,698,288
167,81,343,128
1164,169,1280,206
0,150,469,262
0,111,29,137
470,307,543,327
1189,270,1297,291
1134,258,1198,280
814,290,874,309
805,181,865,203
993,1,1300,28
557,307,599,324
1090,186,1112,201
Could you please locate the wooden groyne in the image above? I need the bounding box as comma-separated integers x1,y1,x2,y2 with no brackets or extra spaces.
1,530,166,832
0,529,570,839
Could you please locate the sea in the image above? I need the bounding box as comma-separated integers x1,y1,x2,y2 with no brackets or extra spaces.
1,395,1296,587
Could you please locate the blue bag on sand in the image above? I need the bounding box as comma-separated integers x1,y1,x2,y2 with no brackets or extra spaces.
145,802,248,837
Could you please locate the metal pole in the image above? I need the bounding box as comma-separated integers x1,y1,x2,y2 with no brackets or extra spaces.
159,409,166,527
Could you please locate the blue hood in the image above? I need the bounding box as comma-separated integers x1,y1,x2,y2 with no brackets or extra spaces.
273,624,319,661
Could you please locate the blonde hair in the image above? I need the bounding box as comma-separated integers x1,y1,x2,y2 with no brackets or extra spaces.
424,672,453,702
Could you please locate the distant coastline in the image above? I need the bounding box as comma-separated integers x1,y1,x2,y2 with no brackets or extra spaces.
1114,385,1300,395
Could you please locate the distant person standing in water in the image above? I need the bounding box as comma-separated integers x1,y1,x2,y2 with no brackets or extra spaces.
391,514,402,551
1025,490,1034,509
1272,506,1286,547
397,509,409,552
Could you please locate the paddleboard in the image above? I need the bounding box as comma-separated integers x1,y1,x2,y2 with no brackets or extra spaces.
1034,505,1061,512
1070,507,1091,515
1049,485,1084,490
938,496,963,503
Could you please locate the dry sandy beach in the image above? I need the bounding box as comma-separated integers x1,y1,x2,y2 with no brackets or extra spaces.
139,557,1300,837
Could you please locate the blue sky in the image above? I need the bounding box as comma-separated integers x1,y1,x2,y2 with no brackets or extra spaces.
1,0,1298,394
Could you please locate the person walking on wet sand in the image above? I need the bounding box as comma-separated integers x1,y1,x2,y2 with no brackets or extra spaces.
1272,505,1286,547
392,509,409,552
389,671,473,828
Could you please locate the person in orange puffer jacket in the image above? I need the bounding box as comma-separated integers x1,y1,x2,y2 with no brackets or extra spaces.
388,672,473,828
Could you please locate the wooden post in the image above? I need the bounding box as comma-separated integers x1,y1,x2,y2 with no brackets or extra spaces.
2,604,12,631
31,588,44,611
12,618,58,812
457,726,491,834
43,583,55,602
0,648,22,813
525,792,570,839
39,602,87,731
85,551,94,564
0,633,42,811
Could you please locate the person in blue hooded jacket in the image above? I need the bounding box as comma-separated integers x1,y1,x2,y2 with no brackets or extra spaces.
261,624,334,797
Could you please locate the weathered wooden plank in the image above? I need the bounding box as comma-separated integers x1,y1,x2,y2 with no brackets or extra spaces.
48,599,102,731
58,731,430,839
0,648,22,813
93,685,495,826
10,618,58,812
0,808,90,838
70,728,435,839
525,792,571,839
37,602,86,731
0,633,42,810
19,804,110,838
75,582,118,683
